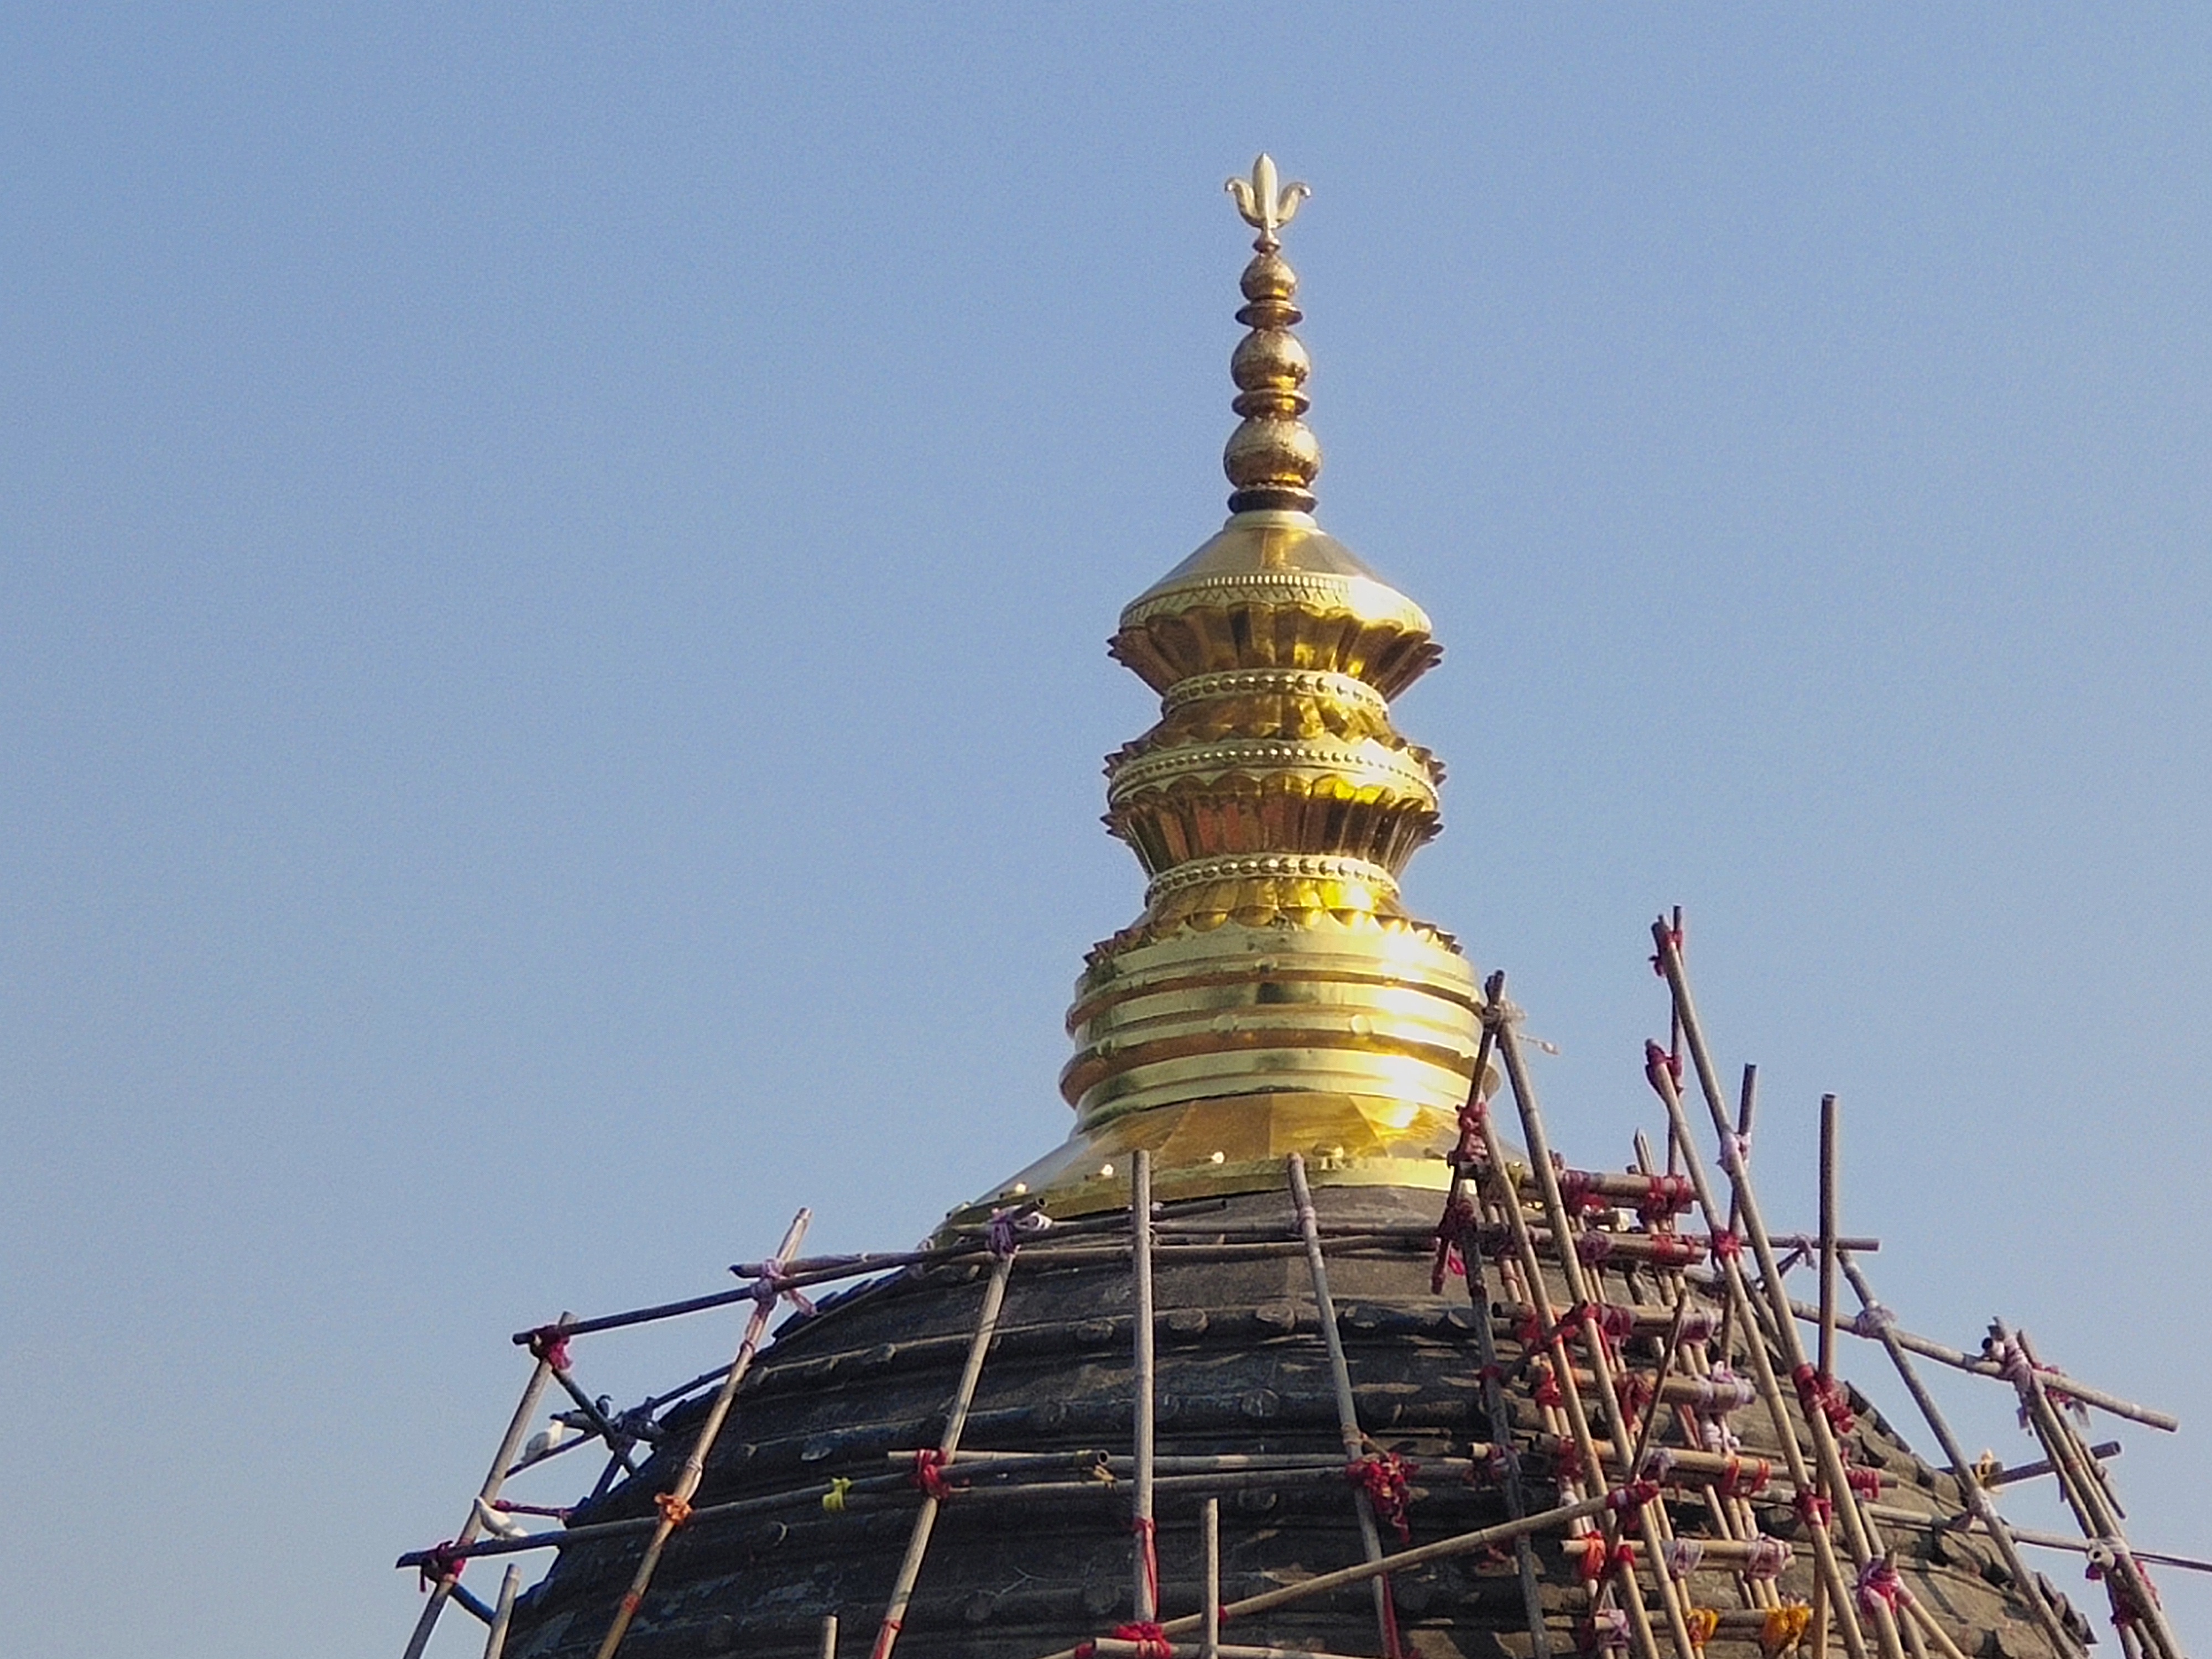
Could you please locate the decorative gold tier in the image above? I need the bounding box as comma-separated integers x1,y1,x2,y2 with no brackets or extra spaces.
958,1091,1469,1223
1110,513,1440,698
1061,916,1481,1124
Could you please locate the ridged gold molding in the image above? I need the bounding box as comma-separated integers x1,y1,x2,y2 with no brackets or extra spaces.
954,159,1488,1223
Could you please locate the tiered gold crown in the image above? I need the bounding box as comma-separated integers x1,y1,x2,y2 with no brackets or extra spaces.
972,159,1486,1219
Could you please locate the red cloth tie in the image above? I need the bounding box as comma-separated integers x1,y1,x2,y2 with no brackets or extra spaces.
911,1447,960,1502
1348,1452,1419,1542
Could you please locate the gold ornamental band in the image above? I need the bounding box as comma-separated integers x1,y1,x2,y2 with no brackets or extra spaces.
1141,852,1399,909
1159,666,1390,718
1107,737,1439,803
1116,567,1431,637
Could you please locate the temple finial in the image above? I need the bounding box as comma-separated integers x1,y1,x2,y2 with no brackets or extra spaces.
1224,153,1310,250
1220,155,1320,514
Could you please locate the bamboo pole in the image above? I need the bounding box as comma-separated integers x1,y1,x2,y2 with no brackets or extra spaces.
1966,1446,2121,1490
1990,1318,2182,1659
1286,1154,1401,1657
1813,1094,1839,1659
482,1566,521,1659
1713,1064,1758,1360
1651,919,1907,1659
820,1614,839,1659
1818,1096,1839,1382
401,1313,571,1659
1836,1256,2083,1657
1131,1149,1158,1626
591,1210,811,1659
1488,985,1701,1659
547,1368,645,1477
1866,1506,2212,1575
869,1240,1019,1659
1201,1496,1221,1659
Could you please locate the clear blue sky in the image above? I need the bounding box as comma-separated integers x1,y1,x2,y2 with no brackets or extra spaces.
4,7,2208,1652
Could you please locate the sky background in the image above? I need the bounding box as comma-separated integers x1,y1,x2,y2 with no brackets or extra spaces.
4,6,2209,1653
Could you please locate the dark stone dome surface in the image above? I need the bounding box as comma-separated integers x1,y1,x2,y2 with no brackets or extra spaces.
498,1185,2084,1659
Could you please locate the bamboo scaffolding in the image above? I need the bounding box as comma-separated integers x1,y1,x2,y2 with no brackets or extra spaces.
401,1313,571,1659
1133,1149,1159,1626
403,914,2187,1659
1652,920,1911,1659
1636,1046,1874,1656
1286,1154,1400,1657
1466,990,1668,1659
590,1209,811,1659
868,1239,1019,1659
1435,996,1554,1658
1990,1317,2183,1659
1464,1082,1658,1659
1487,979,1701,1659
1834,1255,2083,1657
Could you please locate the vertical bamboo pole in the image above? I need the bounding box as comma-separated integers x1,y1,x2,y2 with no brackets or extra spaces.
1714,1067,1757,1361
1651,920,1908,1659
1131,1149,1159,1626
482,1566,521,1659
1813,1094,1839,1659
592,1211,811,1659
1201,1496,1222,1659
1287,1154,1399,1656
870,1243,1019,1659
820,1615,839,1659
1488,992,1701,1659
1818,1097,1839,1383
401,1314,571,1659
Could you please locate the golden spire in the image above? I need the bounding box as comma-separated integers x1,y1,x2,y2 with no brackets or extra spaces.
954,158,1486,1225
1222,155,1321,514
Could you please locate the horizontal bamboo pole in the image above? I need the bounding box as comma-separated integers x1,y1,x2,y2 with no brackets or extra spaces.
1864,1504,2212,1575
1022,1489,1620,1659
400,1460,1505,1572
1967,1444,2121,1490
1771,1295,2176,1432
519,1209,1886,1355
